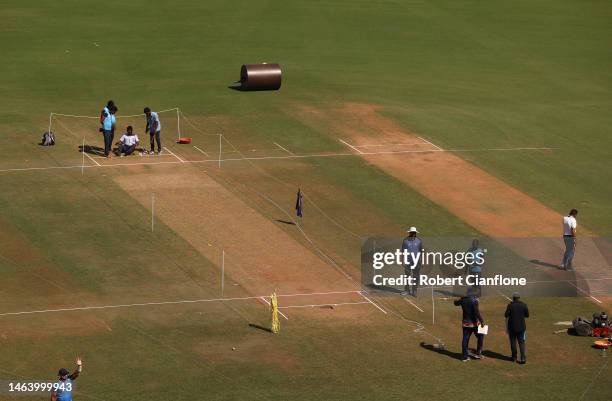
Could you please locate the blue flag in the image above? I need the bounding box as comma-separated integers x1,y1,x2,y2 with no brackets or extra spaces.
295,189,303,218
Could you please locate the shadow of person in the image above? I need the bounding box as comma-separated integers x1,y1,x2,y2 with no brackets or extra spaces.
79,144,105,156
248,323,272,333
420,342,463,361
275,219,296,226
480,349,514,361
529,259,562,269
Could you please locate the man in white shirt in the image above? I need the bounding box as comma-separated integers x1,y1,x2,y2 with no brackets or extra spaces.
116,126,139,156
561,209,578,271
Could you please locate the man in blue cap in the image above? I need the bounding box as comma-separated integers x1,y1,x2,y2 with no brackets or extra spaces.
50,357,82,401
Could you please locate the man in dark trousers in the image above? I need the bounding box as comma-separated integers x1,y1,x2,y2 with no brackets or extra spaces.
454,288,485,361
505,292,529,364
561,209,578,271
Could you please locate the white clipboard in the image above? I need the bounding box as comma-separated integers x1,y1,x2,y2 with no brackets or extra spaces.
477,325,489,335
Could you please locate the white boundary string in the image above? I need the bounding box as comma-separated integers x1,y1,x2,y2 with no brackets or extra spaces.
0,289,365,317
278,301,369,309
51,107,179,119
417,136,443,151
0,147,559,175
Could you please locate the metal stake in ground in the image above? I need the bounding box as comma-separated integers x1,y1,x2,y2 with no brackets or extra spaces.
218,134,222,168
151,193,155,232
221,249,225,296
81,137,85,175
431,286,435,325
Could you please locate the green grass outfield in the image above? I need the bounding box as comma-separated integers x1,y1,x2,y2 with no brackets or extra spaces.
0,1,610,400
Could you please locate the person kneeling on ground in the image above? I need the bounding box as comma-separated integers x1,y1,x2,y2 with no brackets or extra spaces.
116,126,139,156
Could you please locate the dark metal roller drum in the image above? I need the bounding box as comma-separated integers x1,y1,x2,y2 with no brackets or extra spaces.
240,63,282,91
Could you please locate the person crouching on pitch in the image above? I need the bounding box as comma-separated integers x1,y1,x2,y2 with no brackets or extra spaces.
51,357,82,401
116,126,140,157
144,107,162,155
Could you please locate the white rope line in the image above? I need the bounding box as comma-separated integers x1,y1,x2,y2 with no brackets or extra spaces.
273,141,295,155
163,146,185,163
278,301,370,309
51,107,179,119
359,291,388,314
83,151,101,166
403,297,425,312
0,146,559,175
417,136,443,151
193,145,209,156
565,280,602,304
0,289,364,317
339,138,363,154
354,142,428,148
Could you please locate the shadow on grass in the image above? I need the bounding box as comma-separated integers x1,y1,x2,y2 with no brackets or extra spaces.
79,145,105,156
248,323,272,333
480,349,514,361
420,342,463,361
275,219,296,226
227,82,243,91
529,259,562,269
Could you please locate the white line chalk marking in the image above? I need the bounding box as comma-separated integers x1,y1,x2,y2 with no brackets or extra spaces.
84,152,101,166
0,290,364,317
273,142,295,155
497,291,512,301
403,297,425,312
193,145,209,156
417,136,443,151
359,291,387,314
260,296,289,320
278,301,369,309
566,280,602,304
0,147,558,174
355,142,427,148
339,139,363,154
164,147,185,163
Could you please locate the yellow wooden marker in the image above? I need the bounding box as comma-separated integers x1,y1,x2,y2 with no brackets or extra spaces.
271,291,280,334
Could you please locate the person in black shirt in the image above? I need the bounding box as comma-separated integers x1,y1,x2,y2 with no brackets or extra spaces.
454,288,485,361
505,292,529,364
